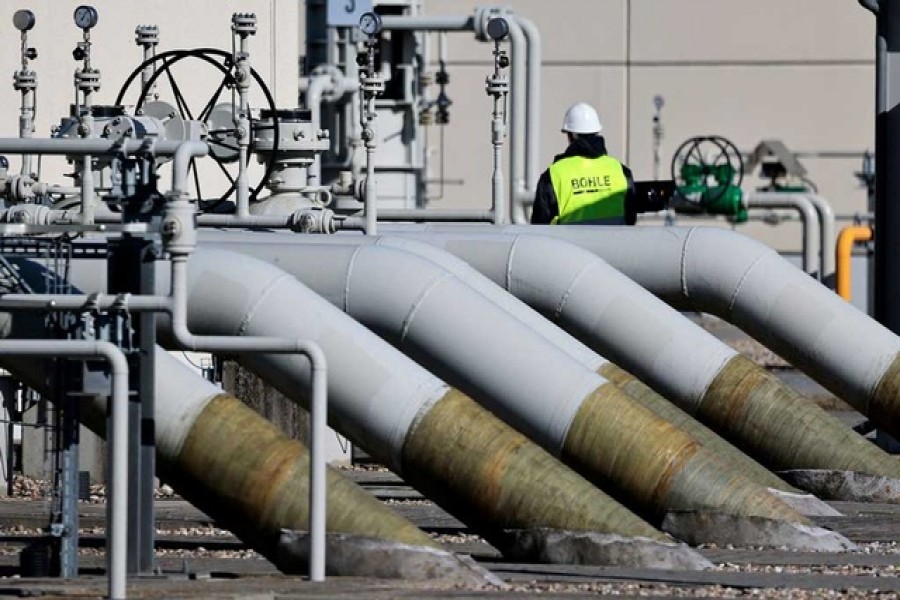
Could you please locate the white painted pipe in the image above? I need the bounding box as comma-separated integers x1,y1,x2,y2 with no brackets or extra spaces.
389,224,900,441
807,194,837,288
744,192,820,278
514,15,541,223
0,335,128,600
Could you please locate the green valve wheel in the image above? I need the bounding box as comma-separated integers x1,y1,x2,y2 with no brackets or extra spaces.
671,135,745,219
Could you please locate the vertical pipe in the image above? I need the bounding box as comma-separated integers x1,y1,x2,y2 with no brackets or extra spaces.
506,19,527,224
308,345,327,582
807,194,837,288
836,225,874,301
516,15,541,220
744,193,820,278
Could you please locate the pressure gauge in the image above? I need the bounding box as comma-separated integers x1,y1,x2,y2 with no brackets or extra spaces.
359,12,383,37
73,5,98,30
13,9,35,32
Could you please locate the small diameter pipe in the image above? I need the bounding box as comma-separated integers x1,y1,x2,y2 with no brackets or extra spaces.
380,15,475,31
306,74,334,186
744,193,820,278
514,15,541,222
506,18,527,224
167,259,328,581
0,341,127,600
836,225,873,301
807,194,837,288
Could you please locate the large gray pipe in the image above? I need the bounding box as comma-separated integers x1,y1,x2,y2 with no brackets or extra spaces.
201,230,792,493
381,223,900,457
361,225,900,482
58,247,671,548
203,239,817,531
0,337,439,572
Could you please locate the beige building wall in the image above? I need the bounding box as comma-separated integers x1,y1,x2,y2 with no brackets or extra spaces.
0,1,876,253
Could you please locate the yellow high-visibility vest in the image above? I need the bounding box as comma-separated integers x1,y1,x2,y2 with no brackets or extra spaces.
549,155,628,224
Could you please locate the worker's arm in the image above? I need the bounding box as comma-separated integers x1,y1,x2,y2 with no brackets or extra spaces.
531,170,558,224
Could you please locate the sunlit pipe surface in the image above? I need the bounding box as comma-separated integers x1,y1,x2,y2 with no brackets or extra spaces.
381,223,900,445
202,230,793,493
368,225,900,480
205,240,808,526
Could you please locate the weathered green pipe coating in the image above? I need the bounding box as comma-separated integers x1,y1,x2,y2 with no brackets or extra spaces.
561,382,808,525
401,389,667,543
871,353,900,440
597,363,796,493
162,393,439,568
704,355,900,479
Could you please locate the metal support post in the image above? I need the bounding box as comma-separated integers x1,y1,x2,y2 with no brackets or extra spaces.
107,236,156,574
866,1,900,332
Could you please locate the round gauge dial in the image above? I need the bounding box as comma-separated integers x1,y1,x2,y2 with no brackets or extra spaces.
13,9,35,32
486,18,509,41
359,12,383,37
73,5,98,30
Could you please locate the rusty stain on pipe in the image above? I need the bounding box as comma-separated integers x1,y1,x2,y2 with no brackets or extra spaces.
401,389,667,544
704,355,900,479
166,393,440,569
560,382,807,525
597,363,796,493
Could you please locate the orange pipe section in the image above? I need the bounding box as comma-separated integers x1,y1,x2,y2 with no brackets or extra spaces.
835,225,873,301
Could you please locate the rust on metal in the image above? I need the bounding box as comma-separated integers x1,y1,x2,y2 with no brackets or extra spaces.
597,362,795,492
401,388,667,542
871,353,900,441
166,393,438,564
561,382,807,525
703,355,900,479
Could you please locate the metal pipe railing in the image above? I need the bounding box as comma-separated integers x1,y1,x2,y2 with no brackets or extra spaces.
0,137,331,581
0,341,127,599
745,193,820,278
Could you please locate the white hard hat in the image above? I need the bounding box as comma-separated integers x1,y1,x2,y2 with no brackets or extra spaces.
561,102,602,134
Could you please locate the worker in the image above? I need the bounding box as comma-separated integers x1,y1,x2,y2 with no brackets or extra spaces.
531,102,637,225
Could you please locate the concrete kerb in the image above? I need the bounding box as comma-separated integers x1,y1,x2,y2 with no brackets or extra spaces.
778,469,900,504
662,512,856,552
276,530,506,586
499,529,714,570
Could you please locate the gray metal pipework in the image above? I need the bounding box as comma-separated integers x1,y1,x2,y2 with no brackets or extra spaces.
212,239,829,528
744,192,820,278
0,340,128,600
205,230,798,492
379,10,531,224
513,14,541,224
806,194,837,287
409,223,900,443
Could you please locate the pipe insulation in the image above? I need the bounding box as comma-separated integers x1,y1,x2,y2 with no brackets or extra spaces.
208,240,809,527
443,225,900,448
59,247,669,546
0,337,438,569
202,230,792,494
373,226,900,480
